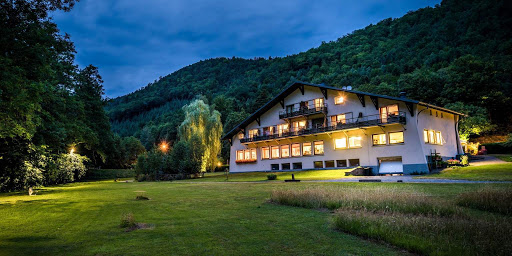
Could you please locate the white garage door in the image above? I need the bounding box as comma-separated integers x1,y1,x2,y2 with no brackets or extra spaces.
379,160,403,174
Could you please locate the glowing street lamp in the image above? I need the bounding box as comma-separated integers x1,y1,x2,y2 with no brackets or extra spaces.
70,147,75,154
159,141,169,152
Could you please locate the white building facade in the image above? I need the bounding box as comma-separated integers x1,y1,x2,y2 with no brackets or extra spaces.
223,82,464,175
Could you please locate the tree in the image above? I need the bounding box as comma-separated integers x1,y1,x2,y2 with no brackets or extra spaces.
178,100,222,172
444,102,495,141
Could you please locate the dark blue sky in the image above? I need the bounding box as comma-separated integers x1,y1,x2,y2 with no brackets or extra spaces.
52,0,441,98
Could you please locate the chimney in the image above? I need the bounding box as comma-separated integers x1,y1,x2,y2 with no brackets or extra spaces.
399,91,407,98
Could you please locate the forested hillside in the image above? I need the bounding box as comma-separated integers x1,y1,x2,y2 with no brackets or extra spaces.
107,0,512,150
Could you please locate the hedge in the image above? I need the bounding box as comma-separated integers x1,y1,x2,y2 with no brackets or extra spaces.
482,143,512,154
84,169,135,180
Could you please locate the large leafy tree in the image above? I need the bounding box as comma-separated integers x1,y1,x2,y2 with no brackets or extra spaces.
0,0,142,191
178,100,223,172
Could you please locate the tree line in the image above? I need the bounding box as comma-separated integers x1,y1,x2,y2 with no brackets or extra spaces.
0,1,145,192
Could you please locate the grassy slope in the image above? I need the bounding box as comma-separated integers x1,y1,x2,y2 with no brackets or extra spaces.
417,163,512,181
182,169,355,182
0,181,404,256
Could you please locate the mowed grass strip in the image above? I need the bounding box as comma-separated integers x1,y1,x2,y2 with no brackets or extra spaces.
271,184,512,256
416,163,512,181
183,168,353,182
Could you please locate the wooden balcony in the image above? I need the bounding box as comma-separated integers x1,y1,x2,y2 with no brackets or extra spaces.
241,111,406,144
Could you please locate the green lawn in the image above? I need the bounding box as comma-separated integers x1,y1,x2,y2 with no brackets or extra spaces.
0,181,404,256
3,181,509,255
183,168,354,182
417,163,512,181
491,154,512,162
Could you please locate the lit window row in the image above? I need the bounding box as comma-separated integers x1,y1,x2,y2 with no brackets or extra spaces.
262,141,324,159
372,132,404,146
235,148,257,163
424,130,443,145
334,136,362,149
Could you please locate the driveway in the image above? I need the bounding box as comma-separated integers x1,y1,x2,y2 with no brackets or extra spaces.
469,155,506,166
312,175,511,183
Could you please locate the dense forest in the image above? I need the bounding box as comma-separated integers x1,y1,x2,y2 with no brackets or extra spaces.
107,0,512,159
0,0,145,192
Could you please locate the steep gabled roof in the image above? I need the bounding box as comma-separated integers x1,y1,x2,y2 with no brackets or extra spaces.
222,81,464,140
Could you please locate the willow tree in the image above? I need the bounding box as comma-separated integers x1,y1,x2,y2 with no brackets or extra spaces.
178,100,222,172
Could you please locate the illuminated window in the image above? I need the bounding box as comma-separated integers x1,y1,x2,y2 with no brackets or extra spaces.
436,131,442,145
236,150,244,160
281,144,290,158
334,96,344,105
314,141,324,155
291,143,301,157
334,137,347,149
330,114,346,125
303,142,312,156
263,126,274,136
261,147,270,159
238,133,244,139
423,130,429,143
314,98,324,109
372,134,386,145
249,129,259,138
292,120,307,131
389,132,404,144
387,104,399,115
277,124,289,136
237,149,257,161
271,146,280,159
429,130,435,144
349,136,362,148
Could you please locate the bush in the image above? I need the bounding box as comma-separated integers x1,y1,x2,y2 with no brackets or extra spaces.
481,142,512,154
85,169,135,180
46,153,89,185
120,213,136,228
267,173,277,180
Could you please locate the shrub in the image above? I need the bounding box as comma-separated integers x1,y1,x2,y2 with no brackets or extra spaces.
267,173,277,180
85,169,135,180
482,142,512,154
120,213,136,228
456,188,512,215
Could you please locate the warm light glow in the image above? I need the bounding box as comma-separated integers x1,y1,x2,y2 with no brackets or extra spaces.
217,162,222,167
159,141,169,152
70,147,75,154
335,96,345,104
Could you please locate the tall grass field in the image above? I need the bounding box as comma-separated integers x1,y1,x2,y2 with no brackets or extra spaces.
271,185,512,255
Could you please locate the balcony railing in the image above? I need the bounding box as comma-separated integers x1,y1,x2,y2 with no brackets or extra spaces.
279,103,327,119
241,111,406,143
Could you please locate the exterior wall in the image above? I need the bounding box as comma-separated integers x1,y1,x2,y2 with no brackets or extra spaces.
416,106,461,160
228,85,461,175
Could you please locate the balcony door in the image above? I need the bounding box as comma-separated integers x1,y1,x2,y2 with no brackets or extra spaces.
314,98,324,111
380,104,398,123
